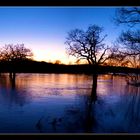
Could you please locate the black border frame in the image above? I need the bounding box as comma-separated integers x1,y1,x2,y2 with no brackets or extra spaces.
0,0,139,6
0,0,140,139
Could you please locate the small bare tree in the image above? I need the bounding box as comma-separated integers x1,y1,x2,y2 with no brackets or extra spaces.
0,44,33,79
0,44,33,62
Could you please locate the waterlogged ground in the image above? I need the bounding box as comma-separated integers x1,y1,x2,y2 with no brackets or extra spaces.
0,73,139,133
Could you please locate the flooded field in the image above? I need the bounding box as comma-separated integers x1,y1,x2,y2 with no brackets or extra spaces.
0,73,139,133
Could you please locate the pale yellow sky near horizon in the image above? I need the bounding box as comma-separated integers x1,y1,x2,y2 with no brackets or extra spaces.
32,47,77,64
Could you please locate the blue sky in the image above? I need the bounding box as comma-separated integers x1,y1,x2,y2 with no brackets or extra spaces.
0,7,128,64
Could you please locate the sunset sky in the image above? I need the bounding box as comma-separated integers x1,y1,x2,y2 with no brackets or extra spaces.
0,7,129,64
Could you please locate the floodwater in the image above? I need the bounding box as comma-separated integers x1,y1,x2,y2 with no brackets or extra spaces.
0,73,139,133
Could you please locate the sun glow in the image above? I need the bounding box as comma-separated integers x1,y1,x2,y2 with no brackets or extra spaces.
33,48,76,65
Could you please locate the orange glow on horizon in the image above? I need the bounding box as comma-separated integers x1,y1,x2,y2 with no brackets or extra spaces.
33,48,77,65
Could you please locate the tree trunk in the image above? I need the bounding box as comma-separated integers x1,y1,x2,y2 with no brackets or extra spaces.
91,74,98,102
85,73,98,132
9,72,16,89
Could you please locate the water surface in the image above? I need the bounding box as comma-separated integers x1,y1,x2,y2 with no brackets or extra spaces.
0,73,139,133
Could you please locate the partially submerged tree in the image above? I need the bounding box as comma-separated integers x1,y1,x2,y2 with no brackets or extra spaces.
65,25,110,67
0,44,33,62
65,25,111,101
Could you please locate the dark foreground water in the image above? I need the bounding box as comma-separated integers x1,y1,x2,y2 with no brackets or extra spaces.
0,73,139,133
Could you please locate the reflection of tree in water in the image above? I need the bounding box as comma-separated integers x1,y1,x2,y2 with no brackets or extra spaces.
9,72,16,89
31,74,140,133
122,84,140,132
0,73,31,107
91,78,140,133
60,74,98,133
34,75,98,133
84,74,97,132
61,74,140,133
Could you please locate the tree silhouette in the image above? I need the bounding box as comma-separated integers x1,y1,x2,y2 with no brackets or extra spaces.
113,7,140,68
0,44,33,78
114,7,140,85
118,30,140,68
114,7,140,27
0,44,33,62
65,25,110,66
65,25,111,101
107,46,127,67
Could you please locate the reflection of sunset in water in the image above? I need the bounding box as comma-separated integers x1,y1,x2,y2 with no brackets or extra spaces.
0,73,139,132
0,74,93,104
97,74,126,96
15,74,93,99
0,73,127,99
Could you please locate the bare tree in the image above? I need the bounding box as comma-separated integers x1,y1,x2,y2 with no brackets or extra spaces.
119,30,140,54
114,7,140,85
118,30,140,68
0,44,33,62
107,46,127,67
65,25,110,67
107,31,140,68
114,7,140,68
0,44,33,78
114,7,140,27
65,25,112,101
